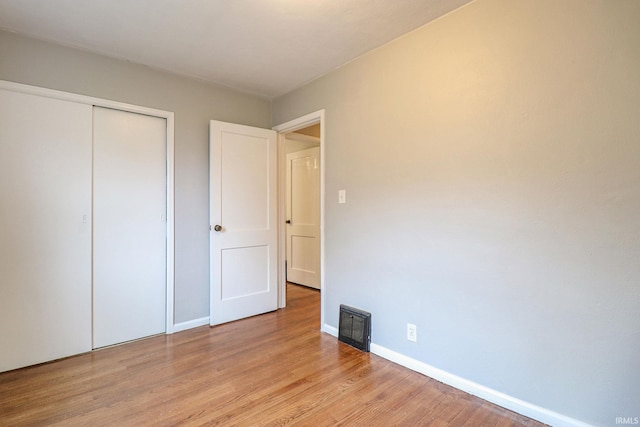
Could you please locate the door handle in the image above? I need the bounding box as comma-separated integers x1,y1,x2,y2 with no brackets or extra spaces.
286,220,291,224
213,224,223,232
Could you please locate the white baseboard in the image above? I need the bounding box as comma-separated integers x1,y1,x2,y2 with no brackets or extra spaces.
172,317,210,333
322,323,591,427
322,324,339,336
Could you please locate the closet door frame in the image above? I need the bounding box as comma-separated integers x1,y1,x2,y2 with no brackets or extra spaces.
0,79,176,334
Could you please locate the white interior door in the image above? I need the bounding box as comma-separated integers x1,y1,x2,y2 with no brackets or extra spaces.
92,107,167,349
0,89,92,372
286,147,320,289
209,120,277,325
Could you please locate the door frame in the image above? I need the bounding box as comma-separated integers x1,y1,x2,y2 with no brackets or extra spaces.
0,80,176,334
273,110,325,329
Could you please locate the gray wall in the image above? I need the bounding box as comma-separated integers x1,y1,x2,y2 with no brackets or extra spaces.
0,30,271,324
273,0,640,425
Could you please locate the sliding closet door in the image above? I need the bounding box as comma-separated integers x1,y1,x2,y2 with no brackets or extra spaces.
0,89,92,372
92,107,167,349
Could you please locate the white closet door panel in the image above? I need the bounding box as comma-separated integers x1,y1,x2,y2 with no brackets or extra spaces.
0,89,92,372
92,107,166,349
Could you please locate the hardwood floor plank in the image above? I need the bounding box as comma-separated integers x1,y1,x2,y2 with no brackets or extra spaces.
0,284,547,426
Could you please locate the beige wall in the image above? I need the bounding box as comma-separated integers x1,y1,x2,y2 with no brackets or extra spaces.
285,128,320,154
273,1,640,425
285,138,319,155
0,30,271,324
294,123,320,138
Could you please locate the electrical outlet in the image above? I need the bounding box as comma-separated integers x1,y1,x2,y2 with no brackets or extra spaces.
407,323,417,342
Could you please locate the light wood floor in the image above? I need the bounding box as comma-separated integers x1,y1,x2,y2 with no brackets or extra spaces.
0,284,546,426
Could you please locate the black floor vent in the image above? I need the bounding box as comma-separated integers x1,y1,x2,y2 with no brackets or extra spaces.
338,305,371,352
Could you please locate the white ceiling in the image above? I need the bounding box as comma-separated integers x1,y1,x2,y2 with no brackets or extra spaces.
0,0,473,98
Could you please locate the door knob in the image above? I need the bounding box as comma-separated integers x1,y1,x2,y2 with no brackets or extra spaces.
213,224,222,232
286,220,291,224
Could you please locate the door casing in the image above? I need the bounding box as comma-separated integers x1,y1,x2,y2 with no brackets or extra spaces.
273,110,326,331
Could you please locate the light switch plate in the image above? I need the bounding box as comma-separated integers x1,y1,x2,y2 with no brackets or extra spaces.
407,323,417,342
338,189,346,204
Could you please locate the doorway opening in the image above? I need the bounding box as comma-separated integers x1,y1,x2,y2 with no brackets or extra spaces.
273,110,325,331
